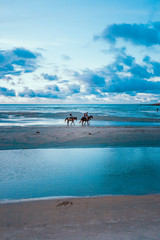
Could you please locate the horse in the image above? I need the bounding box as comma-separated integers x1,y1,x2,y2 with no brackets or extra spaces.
79,115,93,126
65,117,77,126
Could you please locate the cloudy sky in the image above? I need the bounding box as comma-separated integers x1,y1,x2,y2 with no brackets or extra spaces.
1,0,160,104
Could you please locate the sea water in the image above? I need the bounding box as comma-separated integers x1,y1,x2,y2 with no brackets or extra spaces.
0,104,159,117
0,104,160,127
0,147,160,201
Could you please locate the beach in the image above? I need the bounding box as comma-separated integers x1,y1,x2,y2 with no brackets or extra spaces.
1,0,160,237
1,195,160,240
0,126,160,239
0,126,160,150
1,104,160,239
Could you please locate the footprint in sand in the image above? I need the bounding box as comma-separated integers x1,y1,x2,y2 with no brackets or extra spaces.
57,201,73,207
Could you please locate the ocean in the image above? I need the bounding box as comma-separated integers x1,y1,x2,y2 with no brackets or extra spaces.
0,104,160,127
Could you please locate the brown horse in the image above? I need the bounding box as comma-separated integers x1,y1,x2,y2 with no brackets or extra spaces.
79,115,93,126
65,117,77,126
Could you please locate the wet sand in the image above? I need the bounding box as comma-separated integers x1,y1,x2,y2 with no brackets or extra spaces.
0,195,160,240
0,125,160,150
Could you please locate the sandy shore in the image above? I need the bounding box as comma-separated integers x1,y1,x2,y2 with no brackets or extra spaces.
0,195,160,240
0,125,160,150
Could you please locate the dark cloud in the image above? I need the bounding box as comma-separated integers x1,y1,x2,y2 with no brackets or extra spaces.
46,85,60,91
103,50,160,94
75,70,107,97
0,87,16,96
13,48,38,59
97,22,160,46
130,64,152,79
0,47,41,79
42,73,58,81
68,84,80,94
105,76,160,94
85,86,105,98
76,49,160,95
76,70,106,87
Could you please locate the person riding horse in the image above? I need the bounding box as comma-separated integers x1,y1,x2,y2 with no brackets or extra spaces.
65,114,77,126
79,113,93,126
83,112,88,120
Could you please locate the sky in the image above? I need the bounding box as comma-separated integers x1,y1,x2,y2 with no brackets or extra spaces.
0,0,160,104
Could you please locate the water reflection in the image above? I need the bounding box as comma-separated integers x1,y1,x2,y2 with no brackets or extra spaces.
0,147,160,201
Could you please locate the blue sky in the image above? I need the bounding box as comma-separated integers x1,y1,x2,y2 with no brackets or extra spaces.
0,0,160,103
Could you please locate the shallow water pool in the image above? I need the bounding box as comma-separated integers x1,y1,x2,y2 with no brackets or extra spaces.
0,147,160,201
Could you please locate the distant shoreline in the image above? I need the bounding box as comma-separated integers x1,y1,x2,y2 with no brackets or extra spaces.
151,103,160,106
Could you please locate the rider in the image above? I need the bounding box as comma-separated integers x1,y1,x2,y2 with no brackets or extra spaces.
85,112,88,120
69,113,75,121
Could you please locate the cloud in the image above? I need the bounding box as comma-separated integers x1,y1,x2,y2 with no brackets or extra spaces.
75,70,107,97
19,87,62,99
13,48,38,59
97,22,160,46
0,87,16,96
75,49,160,96
59,80,69,83
104,51,160,94
144,56,160,76
18,82,81,99
76,70,106,87
130,64,152,79
46,85,60,91
61,55,71,61
68,84,80,94
105,76,160,94
42,73,58,81
0,47,41,79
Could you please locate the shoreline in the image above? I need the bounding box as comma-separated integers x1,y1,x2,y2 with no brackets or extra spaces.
2,192,160,205
1,194,160,239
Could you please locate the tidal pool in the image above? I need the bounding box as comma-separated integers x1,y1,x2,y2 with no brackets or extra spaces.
0,147,160,201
